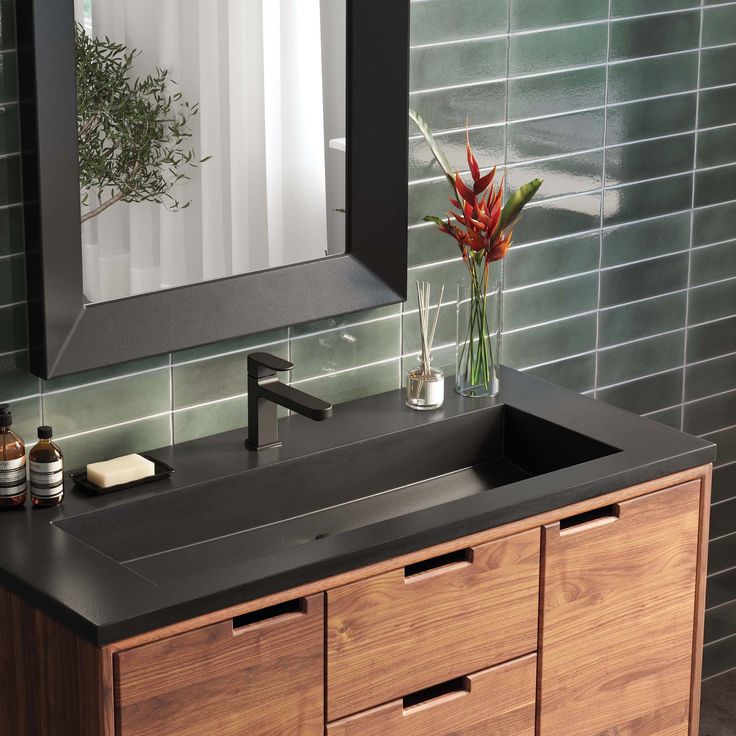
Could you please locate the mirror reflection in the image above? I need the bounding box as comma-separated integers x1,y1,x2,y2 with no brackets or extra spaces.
74,0,347,303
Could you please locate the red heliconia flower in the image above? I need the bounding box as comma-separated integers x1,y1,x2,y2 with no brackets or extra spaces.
417,113,542,272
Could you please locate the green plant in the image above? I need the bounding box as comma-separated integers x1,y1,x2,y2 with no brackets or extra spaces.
75,23,206,224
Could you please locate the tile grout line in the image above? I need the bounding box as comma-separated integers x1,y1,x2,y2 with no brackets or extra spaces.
681,0,706,431
501,0,512,369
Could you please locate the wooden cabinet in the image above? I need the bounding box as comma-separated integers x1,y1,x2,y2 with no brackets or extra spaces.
326,653,537,736
537,481,702,736
0,466,711,736
115,594,324,736
327,528,540,720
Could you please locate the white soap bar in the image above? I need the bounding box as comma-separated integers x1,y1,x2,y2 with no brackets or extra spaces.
87,454,155,488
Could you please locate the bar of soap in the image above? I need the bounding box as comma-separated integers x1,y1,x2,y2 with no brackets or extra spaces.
86,454,155,489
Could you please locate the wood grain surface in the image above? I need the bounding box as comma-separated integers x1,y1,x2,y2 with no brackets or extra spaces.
326,653,537,736
327,528,540,720
537,480,702,736
114,594,324,736
0,587,113,736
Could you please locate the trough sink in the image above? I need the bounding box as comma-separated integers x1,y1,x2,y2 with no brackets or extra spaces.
56,404,617,584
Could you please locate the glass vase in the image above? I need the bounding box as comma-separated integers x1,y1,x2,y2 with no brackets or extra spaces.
456,258,502,398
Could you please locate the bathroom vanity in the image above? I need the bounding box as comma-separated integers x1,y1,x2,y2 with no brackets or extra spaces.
0,370,715,735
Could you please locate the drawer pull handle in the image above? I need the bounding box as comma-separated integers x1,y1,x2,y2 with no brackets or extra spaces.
232,598,305,632
559,504,620,535
403,676,469,711
404,548,471,579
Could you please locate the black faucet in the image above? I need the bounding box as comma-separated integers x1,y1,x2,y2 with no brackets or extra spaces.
245,352,333,450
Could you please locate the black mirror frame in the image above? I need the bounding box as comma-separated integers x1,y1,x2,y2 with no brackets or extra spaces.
16,0,409,379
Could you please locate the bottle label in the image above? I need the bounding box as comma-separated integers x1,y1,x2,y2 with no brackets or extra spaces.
30,460,64,499
0,457,27,497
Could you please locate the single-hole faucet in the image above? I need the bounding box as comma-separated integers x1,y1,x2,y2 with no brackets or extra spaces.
245,352,333,451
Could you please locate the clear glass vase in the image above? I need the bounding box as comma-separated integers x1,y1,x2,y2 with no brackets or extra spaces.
456,258,503,398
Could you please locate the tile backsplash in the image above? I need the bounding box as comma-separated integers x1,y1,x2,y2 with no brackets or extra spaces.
1,0,736,676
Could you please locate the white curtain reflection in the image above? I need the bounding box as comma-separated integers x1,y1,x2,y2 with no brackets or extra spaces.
77,0,332,303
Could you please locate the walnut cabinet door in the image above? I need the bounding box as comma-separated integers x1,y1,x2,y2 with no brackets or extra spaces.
538,481,703,736
115,594,324,736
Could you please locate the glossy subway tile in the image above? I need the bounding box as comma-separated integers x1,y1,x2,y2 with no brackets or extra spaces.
410,36,507,92
705,600,736,644
684,389,736,437
0,51,17,104
711,498,736,540
606,93,697,145
409,80,507,133
409,0,508,47
607,52,699,103
0,153,20,206
694,201,736,246
714,463,736,504
688,279,736,325
605,134,695,187
504,272,598,331
0,204,22,257
601,212,692,267
702,4,736,47
523,353,597,394
510,0,608,32
695,163,736,208
0,0,16,52
598,292,687,348
597,369,684,415
508,24,608,77
612,0,699,17
609,12,701,62
699,85,736,128
507,67,606,121
597,331,685,387
603,174,693,226
698,125,736,169
686,353,736,402
507,109,605,164
44,368,171,438
504,233,600,289
599,252,690,308
701,46,736,89
409,124,505,182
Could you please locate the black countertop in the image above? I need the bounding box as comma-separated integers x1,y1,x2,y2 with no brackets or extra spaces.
0,368,716,645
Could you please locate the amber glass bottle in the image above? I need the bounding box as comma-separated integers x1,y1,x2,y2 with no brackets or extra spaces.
29,426,64,508
0,404,27,508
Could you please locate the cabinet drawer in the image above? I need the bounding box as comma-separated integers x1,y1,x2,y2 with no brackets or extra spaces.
327,528,540,720
538,481,702,736
115,594,324,736
327,653,537,736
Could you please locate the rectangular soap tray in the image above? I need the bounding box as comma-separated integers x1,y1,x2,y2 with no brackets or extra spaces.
69,455,174,496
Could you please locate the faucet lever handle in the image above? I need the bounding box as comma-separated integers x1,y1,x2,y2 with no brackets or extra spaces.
248,352,294,378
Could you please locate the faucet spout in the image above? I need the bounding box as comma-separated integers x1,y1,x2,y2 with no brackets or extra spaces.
258,380,333,422
245,352,333,450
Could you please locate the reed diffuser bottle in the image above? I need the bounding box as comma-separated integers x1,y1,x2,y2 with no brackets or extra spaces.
406,282,445,410
0,404,27,508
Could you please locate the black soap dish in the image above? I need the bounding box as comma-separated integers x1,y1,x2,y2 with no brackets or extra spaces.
70,455,174,496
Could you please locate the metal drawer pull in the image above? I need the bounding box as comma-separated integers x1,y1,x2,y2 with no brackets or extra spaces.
232,598,305,632
403,676,469,711
404,548,472,579
560,504,620,534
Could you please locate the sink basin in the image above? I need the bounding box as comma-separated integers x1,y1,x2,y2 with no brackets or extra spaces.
56,404,617,584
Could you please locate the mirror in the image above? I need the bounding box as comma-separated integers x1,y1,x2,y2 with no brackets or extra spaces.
75,0,347,303
17,0,408,379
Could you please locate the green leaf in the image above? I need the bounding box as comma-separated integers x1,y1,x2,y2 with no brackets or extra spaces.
499,179,543,232
409,109,457,195
423,215,448,227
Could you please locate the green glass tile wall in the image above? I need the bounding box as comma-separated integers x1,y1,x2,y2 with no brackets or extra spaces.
1,0,736,678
